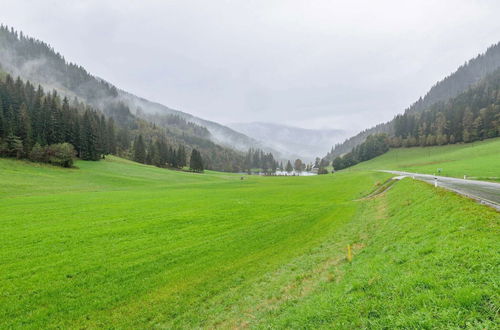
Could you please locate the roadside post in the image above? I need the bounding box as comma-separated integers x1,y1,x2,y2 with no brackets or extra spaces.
434,177,438,187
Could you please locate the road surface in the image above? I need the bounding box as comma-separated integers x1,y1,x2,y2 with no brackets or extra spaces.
382,170,500,211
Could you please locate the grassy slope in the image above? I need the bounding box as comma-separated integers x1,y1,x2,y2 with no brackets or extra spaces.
262,179,499,328
1,155,498,328
351,137,500,180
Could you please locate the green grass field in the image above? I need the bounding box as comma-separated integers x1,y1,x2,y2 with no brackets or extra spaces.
1,154,498,328
352,137,500,180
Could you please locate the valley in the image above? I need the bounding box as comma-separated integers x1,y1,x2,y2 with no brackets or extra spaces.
1,149,498,328
1,4,499,328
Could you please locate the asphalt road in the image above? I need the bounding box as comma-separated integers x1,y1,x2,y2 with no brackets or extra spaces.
382,170,500,211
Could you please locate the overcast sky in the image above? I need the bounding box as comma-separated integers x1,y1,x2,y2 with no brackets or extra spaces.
1,0,500,131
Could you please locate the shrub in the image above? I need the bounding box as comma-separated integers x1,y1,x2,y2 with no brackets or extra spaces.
28,143,76,167
46,143,76,168
318,168,329,175
29,143,47,163
4,135,24,158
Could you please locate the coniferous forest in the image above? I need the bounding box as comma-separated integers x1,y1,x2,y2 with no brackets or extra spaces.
0,73,203,169
327,42,500,161
0,25,261,172
331,68,500,170
390,68,500,147
0,74,112,163
243,148,279,174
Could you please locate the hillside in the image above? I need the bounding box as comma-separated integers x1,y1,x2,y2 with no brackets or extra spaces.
327,41,500,159
329,65,500,171
351,137,500,180
229,122,348,161
0,25,271,163
0,70,253,172
118,91,271,153
1,155,498,328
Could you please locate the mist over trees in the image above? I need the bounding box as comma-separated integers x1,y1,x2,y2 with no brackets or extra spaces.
0,74,115,166
243,148,278,174
0,25,253,172
332,134,389,170
390,68,500,147
0,73,209,171
294,159,304,173
327,42,500,160
0,24,272,163
331,68,500,170
189,149,204,172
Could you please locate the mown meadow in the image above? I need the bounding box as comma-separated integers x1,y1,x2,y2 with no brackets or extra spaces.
352,137,500,180
1,153,498,328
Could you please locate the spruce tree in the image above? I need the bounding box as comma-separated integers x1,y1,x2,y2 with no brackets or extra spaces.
17,103,32,154
190,149,204,172
0,98,4,139
133,135,146,163
106,118,117,154
80,111,98,160
177,145,186,168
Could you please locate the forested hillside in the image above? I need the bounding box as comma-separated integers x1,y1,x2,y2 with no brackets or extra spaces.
390,68,500,146
327,42,500,159
0,73,194,169
0,25,252,171
0,25,269,155
332,68,500,170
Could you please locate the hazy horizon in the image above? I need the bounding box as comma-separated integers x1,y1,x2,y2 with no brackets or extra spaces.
1,0,500,132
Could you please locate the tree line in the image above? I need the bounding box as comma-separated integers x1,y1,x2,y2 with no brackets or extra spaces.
390,68,500,147
331,133,389,170
330,68,500,170
0,74,116,164
132,135,203,171
244,148,279,174
0,73,205,171
326,41,500,160
243,149,331,175
0,25,250,172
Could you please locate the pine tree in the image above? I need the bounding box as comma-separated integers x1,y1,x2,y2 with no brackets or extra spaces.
17,103,32,154
190,149,204,172
294,159,303,173
472,116,484,140
150,141,161,166
177,145,186,168
31,85,44,144
0,97,4,139
145,142,153,165
5,134,23,158
171,148,178,168
133,135,146,163
116,128,130,154
80,111,99,160
106,118,117,154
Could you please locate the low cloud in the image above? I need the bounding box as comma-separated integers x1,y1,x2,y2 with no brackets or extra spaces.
1,0,499,131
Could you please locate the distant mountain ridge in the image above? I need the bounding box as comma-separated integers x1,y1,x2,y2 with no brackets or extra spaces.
229,122,348,161
117,91,270,153
327,41,500,159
